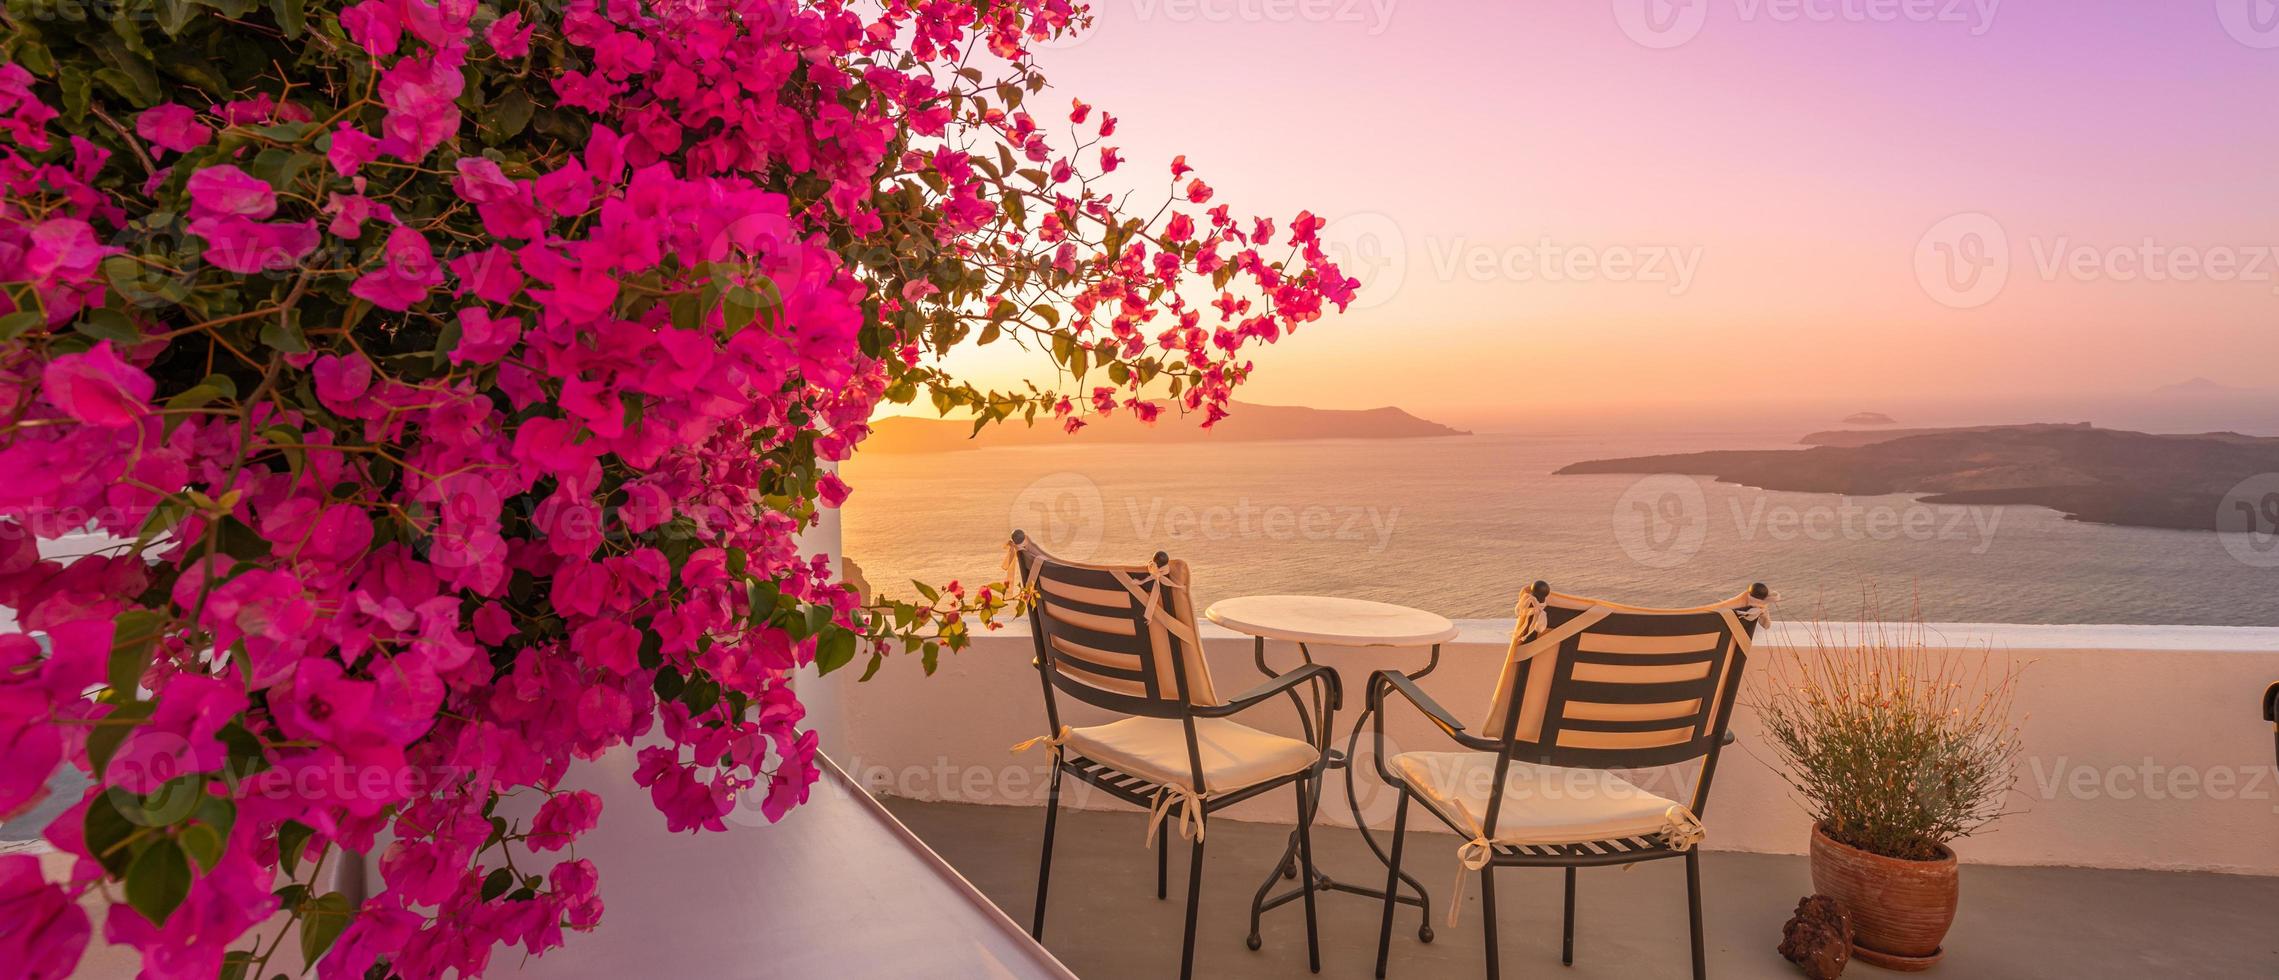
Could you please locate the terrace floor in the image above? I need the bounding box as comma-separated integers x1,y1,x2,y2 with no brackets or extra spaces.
882,798,2279,979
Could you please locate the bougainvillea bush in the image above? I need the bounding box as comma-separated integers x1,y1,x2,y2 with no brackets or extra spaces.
0,0,1354,974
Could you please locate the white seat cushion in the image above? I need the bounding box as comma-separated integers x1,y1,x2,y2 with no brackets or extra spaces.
1390,750,1685,846
1063,716,1318,795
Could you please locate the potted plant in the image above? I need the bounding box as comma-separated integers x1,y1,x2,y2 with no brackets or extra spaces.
1752,612,2023,971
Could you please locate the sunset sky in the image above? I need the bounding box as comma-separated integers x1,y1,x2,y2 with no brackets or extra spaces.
922,0,2279,433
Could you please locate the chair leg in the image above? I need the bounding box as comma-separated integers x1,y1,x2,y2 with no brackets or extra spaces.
1562,866,1576,965
1295,781,1320,974
1157,829,1169,900
1374,791,1409,979
1481,864,1500,980
1686,849,1706,980
1031,766,1060,940
1179,809,1207,980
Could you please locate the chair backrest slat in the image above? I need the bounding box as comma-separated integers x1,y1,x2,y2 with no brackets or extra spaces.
1483,585,1763,770
1013,534,1220,715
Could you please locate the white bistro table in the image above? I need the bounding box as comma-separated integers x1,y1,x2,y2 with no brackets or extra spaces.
1202,595,1460,948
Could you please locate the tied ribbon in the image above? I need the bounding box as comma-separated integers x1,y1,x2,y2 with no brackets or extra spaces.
1010,725,1073,760
1510,591,1549,645
1106,562,1205,656
1145,785,1207,848
1441,806,1710,927
1737,590,1781,627
1002,540,1048,601
1445,835,1497,927
1659,804,1707,851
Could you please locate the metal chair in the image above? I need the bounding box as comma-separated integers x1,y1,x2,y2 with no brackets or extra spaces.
1370,581,1769,980
1011,530,1341,979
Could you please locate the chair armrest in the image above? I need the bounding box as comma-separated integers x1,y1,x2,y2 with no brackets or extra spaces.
2264,682,2278,724
1198,662,1343,717
1372,670,1466,739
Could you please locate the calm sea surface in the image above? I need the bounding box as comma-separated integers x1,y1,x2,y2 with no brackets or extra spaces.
842,432,2279,626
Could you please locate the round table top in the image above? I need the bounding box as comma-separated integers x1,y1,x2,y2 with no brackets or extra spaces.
1204,594,1459,647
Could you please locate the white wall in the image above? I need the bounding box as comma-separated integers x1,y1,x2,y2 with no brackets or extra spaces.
823,621,2279,876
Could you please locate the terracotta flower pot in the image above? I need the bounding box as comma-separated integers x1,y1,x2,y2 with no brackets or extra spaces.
1807,824,1957,971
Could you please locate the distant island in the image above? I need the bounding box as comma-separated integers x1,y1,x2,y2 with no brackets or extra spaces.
1841,411,1898,426
863,402,1469,454
1557,423,2279,530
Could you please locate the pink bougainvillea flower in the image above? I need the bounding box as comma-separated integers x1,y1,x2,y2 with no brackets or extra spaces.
528,790,602,852
40,342,153,428
0,855,89,980
632,747,731,834
489,11,533,58
448,246,523,304
1185,178,1213,204
0,64,57,149
815,471,851,507
377,54,464,161
451,308,522,365
327,125,382,177
24,218,114,282
338,0,404,57
185,165,275,219
105,674,247,793
188,215,321,275
324,192,397,239
351,225,444,310
134,104,211,155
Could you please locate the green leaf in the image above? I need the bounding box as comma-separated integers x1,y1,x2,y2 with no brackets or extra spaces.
268,0,306,36
180,796,235,871
84,791,141,878
154,0,193,36
0,310,40,341
276,820,315,876
489,87,533,139
75,308,141,345
85,699,151,781
481,867,513,900
258,310,308,353
126,839,193,926
815,628,857,676
12,35,55,77
110,609,167,694
298,891,352,965
218,950,253,980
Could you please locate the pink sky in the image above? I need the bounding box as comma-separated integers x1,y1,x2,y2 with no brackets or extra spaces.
930,0,2279,431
